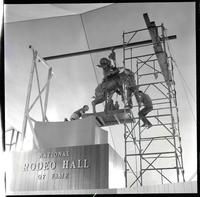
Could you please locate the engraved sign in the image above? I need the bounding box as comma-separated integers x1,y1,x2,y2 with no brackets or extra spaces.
6,144,125,192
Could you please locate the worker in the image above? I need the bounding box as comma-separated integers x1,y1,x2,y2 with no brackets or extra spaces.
96,57,119,82
70,105,89,121
137,91,153,128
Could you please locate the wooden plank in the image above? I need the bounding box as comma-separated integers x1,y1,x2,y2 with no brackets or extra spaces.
143,13,173,86
83,108,134,127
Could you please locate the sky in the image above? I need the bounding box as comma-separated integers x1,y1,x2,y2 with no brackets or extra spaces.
4,3,196,186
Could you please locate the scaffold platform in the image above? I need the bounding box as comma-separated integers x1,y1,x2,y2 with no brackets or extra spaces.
82,108,135,127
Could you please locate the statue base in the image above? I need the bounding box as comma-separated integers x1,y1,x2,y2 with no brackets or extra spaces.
6,144,125,192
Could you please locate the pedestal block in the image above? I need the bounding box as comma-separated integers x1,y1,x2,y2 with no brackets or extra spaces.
6,144,125,193
34,116,108,148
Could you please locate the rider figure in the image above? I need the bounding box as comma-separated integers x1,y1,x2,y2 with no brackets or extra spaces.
96,57,119,82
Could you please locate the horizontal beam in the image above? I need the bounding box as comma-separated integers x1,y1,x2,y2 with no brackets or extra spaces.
141,167,180,171
127,151,175,156
140,135,178,141
133,113,171,120
43,35,176,61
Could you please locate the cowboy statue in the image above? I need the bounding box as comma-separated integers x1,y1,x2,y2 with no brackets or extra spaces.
92,49,138,113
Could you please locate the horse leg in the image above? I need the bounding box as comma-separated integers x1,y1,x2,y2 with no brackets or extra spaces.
127,87,133,107
92,96,106,114
92,100,96,114
104,92,115,113
118,85,124,102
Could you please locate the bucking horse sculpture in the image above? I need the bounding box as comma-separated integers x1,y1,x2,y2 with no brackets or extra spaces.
92,68,138,113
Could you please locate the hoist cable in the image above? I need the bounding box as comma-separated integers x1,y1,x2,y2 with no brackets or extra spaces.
164,30,196,124
80,14,99,84
164,30,196,103
80,14,116,150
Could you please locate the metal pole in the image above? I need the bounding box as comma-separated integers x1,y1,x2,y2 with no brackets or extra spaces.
44,67,53,121
124,124,128,187
9,129,15,151
171,58,185,182
123,31,125,69
168,77,179,182
122,31,128,187
161,169,163,184
21,48,37,148
34,63,45,121
136,60,143,186
43,35,176,61
15,131,20,149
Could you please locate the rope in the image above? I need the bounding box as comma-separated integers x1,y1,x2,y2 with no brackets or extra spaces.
80,14,116,150
164,30,196,103
180,77,196,123
164,30,196,124
80,14,99,84
172,59,195,104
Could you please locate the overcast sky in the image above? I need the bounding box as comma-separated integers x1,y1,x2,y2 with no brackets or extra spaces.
4,3,196,185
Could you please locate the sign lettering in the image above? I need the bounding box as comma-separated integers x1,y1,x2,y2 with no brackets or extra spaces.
22,150,90,181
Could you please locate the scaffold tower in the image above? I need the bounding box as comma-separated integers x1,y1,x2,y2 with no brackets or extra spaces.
123,13,185,187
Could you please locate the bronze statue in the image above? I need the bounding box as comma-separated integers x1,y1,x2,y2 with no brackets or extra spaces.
92,68,137,113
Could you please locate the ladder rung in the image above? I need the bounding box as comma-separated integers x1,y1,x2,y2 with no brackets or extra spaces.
127,151,175,156
141,167,182,171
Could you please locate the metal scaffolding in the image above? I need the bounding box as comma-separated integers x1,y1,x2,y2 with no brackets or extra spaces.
5,127,21,151
122,15,185,187
21,46,53,149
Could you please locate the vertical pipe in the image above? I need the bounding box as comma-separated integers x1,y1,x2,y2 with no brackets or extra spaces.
21,49,37,148
136,60,143,186
34,63,45,121
122,31,128,187
9,129,15,151
44,67,52,121
124,124,127,187
123,31,125,69
15,131,20,149
131,48,133,71
167,77,179,182
171,58,185,182
161,170,164,184
27,117,39,148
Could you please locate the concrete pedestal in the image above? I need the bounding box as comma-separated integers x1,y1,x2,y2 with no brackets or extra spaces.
34,116,108,148
6,116,125,194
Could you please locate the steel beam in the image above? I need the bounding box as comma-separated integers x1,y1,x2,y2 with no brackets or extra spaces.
43,35,176,61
